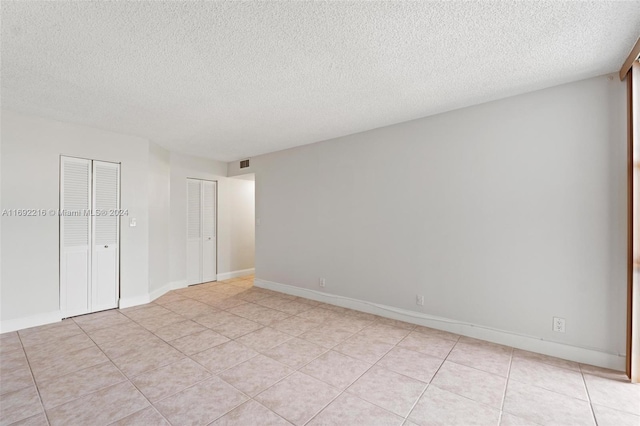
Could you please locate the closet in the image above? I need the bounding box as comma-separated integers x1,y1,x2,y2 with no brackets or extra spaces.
186,178,217,285
60,156,120,317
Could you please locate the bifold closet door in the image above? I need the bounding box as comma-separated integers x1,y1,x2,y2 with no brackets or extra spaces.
202,180,217,282
91,161,120,311
60,157,92,317
186,178,217,285
60,157,120,317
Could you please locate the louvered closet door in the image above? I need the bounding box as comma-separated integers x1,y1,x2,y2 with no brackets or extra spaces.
91,161,120,311
186,179,202,285
60,157,92,317
202,181,217,282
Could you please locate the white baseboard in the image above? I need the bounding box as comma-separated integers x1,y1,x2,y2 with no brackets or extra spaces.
255,279,626,371
0,310,62,334
217,268,255,281
119,280,188,309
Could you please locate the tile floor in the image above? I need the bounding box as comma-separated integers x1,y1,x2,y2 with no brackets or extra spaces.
1,276,638,426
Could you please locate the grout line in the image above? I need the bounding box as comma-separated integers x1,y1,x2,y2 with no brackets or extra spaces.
581,369,599,426
498,346,515,424
15,332,52,426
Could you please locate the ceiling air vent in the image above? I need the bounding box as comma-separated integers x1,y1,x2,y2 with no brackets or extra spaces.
240,159,250,169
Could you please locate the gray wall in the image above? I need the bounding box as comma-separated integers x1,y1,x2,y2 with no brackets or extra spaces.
148,142,171,294
229,75,628,357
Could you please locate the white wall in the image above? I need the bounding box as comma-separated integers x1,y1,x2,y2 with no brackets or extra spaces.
1,110,150,323
229,75,628,367
148,142,171,295
227,177,256,272
1,111,256,329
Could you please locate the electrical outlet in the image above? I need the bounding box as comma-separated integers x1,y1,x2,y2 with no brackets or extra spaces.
552,317,566,333
319,278,326,288
416,295,424,306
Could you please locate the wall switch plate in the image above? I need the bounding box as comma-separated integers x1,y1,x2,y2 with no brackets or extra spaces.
319,278,326,288
553,317,566,333
416,295,425,306
129,218,137,227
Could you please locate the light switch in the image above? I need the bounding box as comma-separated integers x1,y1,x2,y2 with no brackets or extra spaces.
130,218,137,227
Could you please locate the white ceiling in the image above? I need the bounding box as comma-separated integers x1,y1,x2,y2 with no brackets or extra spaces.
2,2,639,162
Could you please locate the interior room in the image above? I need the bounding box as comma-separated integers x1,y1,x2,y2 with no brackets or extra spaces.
1,2,639,425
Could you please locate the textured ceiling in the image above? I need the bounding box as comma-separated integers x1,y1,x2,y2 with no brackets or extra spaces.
2,1,639,162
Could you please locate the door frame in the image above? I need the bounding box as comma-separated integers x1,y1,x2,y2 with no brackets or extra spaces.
59,155,122,318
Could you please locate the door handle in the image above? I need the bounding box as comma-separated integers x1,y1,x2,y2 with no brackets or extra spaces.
104,245,109,248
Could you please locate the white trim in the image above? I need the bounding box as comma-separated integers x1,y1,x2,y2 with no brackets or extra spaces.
217,268,255,281
118,280,188,309
0,311,62,334
255,278,626,371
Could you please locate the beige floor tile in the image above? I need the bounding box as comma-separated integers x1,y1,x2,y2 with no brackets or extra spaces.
235,327,293,352
19,321,83,349
262,338,327,368
409,386,500,426
154,377,248,426
347,366,426,417
309,393,403,426
109,406,170,426
499,412,541,426
583,373,640,415
295,308,337,322
334,334,394,364
219,355,294,396
237,290,274,303
205,296,248,310
270,301,313,316
0,333,23,355
256,372,340,426
270,316,321,336
10,412,49,426
0,349,28,373
0,385,43,426
300,350,371,390
299,326,354,349
87,322,152,345
396,332,456,360
374,317,417,331
356,324,410,345
24,333,96,364
74,311,132,333
46,381,149,426
131,358,211,402
503,379,595,426
111,342,185,378
153,291,188,306
591,403,640,426
31,345,109,384
322,316,374,333
413,325,460,341
97,332,164,360
210,317,263,339
169,329,230,355
376,347,443,383
430,361,506,408
135,311,185,332
579,364,628,381
153,319,207,341
162,299,218,318
120,305,172,321
509,357,587,400
0,363,33,396
38,361,125,408
212,400,292,425
512,349,579,372
446,341,512,376
191,341,259,373
192,311,243,328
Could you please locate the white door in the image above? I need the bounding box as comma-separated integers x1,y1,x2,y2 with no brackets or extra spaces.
186,178,217,285
91,161,120,311
186,179,202,285
60,157,92,317
60,156,120,317
202,180,217,282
